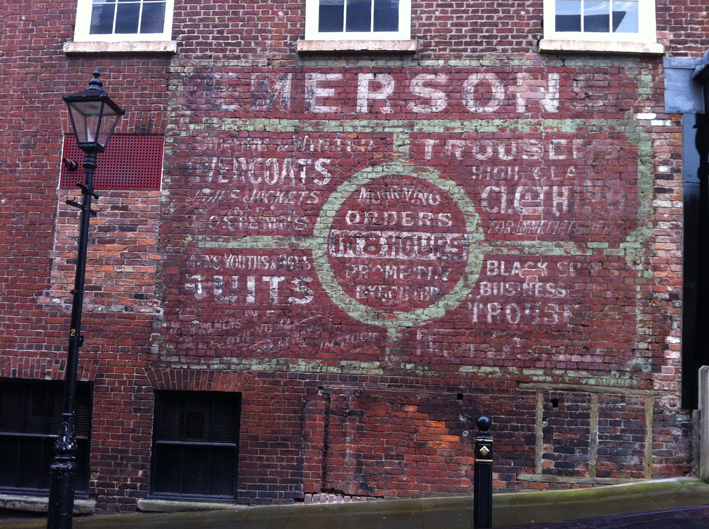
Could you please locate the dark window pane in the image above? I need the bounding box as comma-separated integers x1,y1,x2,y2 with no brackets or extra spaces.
584,0,609,32
373,0,398,31
346,0,371,32
0,438,19,488
26,389,48,434
185,397,210,442
75,395,91,438
157,394,183,441
210,447,236,496
39,437,56,490
555,0,581,31
141,2,166,33
213,399,240,444
182,447,209,496
47,391,63,434
0,386,23,432
115,3,140,33
319,0,344,32
556,14,581,31
75,440,91,491
152,392,241,498
90,4,116,34
18,437,45,490
154,445,182,494
0,380,91,494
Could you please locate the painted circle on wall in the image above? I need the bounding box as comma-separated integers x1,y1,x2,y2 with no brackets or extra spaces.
312,163,485,331
327,174,469,311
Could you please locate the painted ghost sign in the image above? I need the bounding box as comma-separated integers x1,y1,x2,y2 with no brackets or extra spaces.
161,65,648,376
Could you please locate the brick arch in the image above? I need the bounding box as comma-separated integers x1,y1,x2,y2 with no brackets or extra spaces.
0,356,99,382
145,367,252,392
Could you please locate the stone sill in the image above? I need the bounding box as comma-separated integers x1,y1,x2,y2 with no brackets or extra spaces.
297,39,418,53
517,474,644,485
539,39,665,55
64,41,177,54
0,494,95,514
137,499,243,513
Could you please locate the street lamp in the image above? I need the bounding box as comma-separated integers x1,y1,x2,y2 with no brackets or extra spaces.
47,69,125,529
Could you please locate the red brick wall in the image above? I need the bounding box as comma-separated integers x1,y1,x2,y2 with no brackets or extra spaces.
657,0,709,57
0,0,706,512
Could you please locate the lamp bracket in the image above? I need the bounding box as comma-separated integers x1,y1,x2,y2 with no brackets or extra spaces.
77,183,99,199
66,199,99,217
68,334,85,348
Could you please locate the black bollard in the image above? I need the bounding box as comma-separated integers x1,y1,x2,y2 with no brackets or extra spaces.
473,415,493,529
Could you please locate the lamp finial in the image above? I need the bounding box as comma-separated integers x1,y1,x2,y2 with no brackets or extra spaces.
88,69,103,91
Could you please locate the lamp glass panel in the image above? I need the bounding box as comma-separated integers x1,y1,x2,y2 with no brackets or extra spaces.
67,100,104,144
96,106,121,148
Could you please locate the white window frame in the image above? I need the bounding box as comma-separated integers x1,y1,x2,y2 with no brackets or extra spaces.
73,0,175,43
541,0,663,54
304,0,411,41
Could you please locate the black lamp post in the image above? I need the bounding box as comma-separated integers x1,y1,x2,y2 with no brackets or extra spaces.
47,69,124,529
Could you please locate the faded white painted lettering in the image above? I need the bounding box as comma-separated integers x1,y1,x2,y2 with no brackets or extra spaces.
463,73,505,114
357,73,395,114
305,73,342,113
515,73,560,113
408,74,448,113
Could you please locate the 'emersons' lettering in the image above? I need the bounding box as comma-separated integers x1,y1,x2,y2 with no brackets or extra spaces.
244,72,561,114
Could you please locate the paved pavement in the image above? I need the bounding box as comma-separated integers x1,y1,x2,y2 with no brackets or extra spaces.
505,507,709,529
1,478,708,528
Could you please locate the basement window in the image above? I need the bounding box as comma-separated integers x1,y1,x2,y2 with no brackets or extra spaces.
151,391,241,500
0,379,92,496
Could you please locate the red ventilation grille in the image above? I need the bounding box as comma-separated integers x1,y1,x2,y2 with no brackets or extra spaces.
60,134,163,190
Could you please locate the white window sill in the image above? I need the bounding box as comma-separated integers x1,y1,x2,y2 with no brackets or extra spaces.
539,39,665,55
297,39,418,53
0,493,96,514
137,498,241,512
64,41,177,54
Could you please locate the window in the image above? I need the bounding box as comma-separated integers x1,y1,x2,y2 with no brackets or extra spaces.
0,379,92,496
73,0,175,42
541,0,663,54
555,0,639,34
151,391,241,500
304,0,411,41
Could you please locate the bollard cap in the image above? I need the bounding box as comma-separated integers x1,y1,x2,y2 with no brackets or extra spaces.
476,415,492,432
